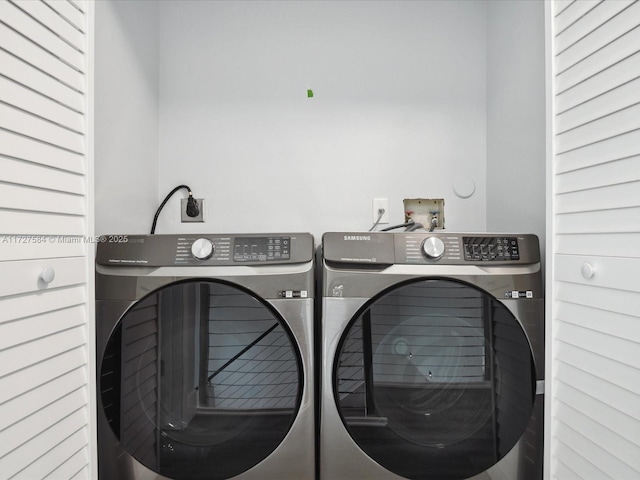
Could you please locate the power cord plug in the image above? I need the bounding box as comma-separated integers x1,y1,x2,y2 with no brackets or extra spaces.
369,208,386,231
151,184,196,234
186,194,200,218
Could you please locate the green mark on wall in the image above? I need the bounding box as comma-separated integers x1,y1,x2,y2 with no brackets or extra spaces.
307,89,314,98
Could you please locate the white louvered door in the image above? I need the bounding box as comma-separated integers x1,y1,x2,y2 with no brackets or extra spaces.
0,0,95,478
548,1,640,479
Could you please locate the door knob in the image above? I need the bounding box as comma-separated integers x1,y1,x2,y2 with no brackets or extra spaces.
40,267,56,284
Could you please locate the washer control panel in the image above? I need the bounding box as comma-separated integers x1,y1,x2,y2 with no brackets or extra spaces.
399,235,462,263
463,236,519,261
233,236,290,262
390,233,536,265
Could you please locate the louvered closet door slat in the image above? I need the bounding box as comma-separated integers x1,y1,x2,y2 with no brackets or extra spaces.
556,24,640,93
0,103,84,153
555,207,640,235
0,347,87,405
555,1,640,73
556,233,640,258
47,449,91,480
554,366,640,442
0,156,85,195
0,49,84,112
0,324,86,381
0,407,88,479
552,442,608,480
2,368,87,431
0,182,85,216
555,180,640,214
0,0,84,72
555,362,640,437
555,102,640,154
555,1,602,34
21,429,90,480
556,76,640,133
0,285,86,324
0,240,87,263
0,210,85,235
0,257,87,298
555,155,640,194
0,76,84,132
556,50,640,113
555,127,640,173
555,255,640,293
0,22,83,92
556,320,640,373
0,304,87,350
555,282,640,319
0,129,84,173
557,302,640,351
553,0,575,18
554,400,640,476
555,0,633,53
0,381,88,457
68,0,86,14
12,0,85,51
42,0,85,33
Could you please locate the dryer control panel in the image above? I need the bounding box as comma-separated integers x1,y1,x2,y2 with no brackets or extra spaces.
96,233,313,266
396,234,532,265
233,236,290,262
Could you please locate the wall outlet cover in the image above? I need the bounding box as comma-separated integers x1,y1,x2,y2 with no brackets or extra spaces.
181,198,205,222
372,198,390,224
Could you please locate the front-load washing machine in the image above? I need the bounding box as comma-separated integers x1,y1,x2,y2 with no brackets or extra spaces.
96,233,315,480
319,232,544,480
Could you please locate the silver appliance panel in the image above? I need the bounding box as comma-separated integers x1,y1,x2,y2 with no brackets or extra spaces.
319,232,544,480
96,234,315,480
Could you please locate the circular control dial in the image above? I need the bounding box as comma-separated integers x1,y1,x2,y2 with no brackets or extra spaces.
422,237,445,260
191,238,214,260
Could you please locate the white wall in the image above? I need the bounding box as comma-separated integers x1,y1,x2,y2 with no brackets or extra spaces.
94,0,159,235
486,0,546,243
155,0,488,239
94,0,546,242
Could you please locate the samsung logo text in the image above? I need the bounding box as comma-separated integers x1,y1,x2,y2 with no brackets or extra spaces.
344,235,371,241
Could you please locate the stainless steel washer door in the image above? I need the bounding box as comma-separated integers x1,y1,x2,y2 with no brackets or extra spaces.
334,278,536,480
100,280,303,480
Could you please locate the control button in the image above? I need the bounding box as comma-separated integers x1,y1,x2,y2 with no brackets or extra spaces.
422,237,446,260
191,238,214,260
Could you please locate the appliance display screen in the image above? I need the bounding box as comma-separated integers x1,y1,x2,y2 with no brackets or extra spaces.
233,237,290,262
463,237,519,261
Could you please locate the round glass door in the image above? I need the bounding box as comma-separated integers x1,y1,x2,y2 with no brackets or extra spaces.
334,278,535,480
100,280,302,480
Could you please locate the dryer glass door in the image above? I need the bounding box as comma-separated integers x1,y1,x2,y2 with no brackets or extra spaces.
100,280,302,480
334,278,535,480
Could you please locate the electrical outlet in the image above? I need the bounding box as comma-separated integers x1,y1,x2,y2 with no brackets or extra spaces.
372,198,389,224
181,198,205,222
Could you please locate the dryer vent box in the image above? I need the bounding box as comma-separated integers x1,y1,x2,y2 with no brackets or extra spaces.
404,198,445,230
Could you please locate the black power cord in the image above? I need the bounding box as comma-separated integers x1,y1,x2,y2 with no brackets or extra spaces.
150,184,199,234
380,220,416,232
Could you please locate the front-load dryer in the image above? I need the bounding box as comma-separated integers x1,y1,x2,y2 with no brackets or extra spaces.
319,232,544,480
96,233,315,480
